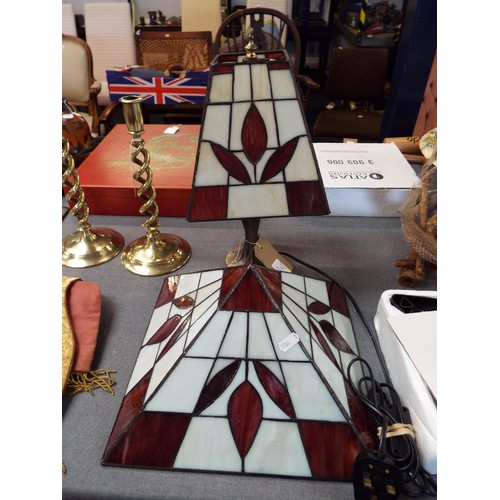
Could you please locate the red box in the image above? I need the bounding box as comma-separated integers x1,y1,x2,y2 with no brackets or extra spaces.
73,124,200,217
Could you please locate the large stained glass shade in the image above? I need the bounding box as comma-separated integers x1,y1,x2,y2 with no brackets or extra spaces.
102,265,376,479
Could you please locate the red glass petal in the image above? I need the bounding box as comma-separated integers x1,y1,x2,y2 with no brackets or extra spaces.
145,315,181,346
155,276,181,307
327,281,350,317
259,137,299,183
173,296,195,309
157,316,191,360
241,104,267,164
310,320,340,370
254,361,295,418
228,380,263,458
194,359,242,414
308,300,331,315
319,320,355,354
211,143,251,184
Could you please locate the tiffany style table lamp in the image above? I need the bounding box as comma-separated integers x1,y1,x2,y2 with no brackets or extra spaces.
102,44,377,483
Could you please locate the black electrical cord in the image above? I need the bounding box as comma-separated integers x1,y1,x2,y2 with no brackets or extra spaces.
280,252,437,498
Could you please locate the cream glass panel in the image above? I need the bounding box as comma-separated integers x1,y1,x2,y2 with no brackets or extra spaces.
245,421,312,477
282,362,347,421
125,345,158,394
250,63,272,101
194,142,230,187
269,68,297,100
202,104,231,145
208,73,233,103
187,310,232,358
218,312,248,358
233,64,252,102
247,314,278,360
264,312,309,361
275,100,307,143
281,137,321,182
145,339,189,403
227,184,289,218
145,357,213,413
174,417,241,471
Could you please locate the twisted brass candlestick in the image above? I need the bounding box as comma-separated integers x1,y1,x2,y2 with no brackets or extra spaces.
62,137,124,267
119,95,191,276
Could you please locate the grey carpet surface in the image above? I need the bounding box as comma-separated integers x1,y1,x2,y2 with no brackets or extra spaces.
62,212,436,500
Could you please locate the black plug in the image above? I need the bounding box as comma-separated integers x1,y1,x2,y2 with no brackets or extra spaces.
352,449,402,500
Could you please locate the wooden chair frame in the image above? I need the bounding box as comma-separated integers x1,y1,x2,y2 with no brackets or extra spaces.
213,7,319,109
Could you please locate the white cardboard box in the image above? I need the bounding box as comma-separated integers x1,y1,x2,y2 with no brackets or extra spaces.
314,142,421,216
374,290,437,474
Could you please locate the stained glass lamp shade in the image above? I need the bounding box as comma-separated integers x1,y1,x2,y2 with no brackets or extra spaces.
102,265,376,479
187,49,330,265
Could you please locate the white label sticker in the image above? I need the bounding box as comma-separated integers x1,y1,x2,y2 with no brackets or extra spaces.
272,259,292,272
279,332,300,352
164,126,179,135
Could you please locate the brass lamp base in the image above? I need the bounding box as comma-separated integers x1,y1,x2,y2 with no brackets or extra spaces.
62,226,124,268
121,232,191,276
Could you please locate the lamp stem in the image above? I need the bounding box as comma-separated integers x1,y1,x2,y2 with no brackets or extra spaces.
225,218,260,267
242,218,260,263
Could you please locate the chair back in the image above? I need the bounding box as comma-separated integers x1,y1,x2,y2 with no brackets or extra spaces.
62,3,77,36
324,48,388,102
181,0,222,41
62,34,101,135
62,35,92,103
312,48,389,141
84,2,137,106
245,0,289,44
213,7,302,76
135,30,213,73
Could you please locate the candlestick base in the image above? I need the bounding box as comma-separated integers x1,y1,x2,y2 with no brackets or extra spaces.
121,231,191,276
62,225,124,268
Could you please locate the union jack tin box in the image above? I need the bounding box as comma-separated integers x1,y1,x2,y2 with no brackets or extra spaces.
106,69,208,105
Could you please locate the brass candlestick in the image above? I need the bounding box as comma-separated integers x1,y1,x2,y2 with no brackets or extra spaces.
119,95,191,276
62,137,124,267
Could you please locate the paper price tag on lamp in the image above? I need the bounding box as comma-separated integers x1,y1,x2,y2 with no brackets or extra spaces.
279,332,300,352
